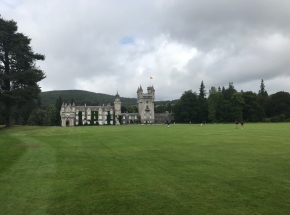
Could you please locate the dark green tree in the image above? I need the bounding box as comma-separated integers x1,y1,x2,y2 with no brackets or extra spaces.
242,91,265,122
216,93,228,122
55,96,62,125
126,105,138,113
155,103,166,113
229,92,244,121
121,106,126,113
266,91,290,120
173,90,198,123
216,82,238,122
199,80,206,98
15,97,40,125
27,108,46,126
46,104,57,125
0,16,45,127
197,81,208,122
258,79,268,97
209,86,217,96
207,88,222,122
257,79,269,114
166,102,172,112
222,82,237,100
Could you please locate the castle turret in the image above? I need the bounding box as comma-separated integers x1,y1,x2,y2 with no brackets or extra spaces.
72,102,75,112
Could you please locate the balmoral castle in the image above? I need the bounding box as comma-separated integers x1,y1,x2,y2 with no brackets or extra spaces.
60,85,173,127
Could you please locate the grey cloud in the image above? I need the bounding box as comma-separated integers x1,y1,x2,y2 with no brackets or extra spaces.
1,0,290,100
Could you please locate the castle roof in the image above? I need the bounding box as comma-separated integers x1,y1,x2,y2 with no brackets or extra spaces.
137,85,143,93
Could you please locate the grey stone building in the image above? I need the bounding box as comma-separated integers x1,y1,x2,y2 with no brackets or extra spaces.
137,85,155,124
60,85,173,126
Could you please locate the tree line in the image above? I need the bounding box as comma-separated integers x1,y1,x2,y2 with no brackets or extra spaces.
172,80,290,123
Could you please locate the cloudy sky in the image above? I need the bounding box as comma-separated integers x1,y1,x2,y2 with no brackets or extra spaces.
1,0,290,100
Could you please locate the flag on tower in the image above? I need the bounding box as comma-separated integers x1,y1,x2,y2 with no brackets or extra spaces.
150,76,153,79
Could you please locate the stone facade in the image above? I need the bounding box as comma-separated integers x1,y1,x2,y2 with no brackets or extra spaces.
60,102,76,127
60,85,173,126
137,85,155,123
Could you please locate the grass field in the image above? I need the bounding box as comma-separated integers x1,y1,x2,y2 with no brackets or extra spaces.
0,124,290,215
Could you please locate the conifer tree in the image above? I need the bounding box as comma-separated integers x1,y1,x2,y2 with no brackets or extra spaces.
257,79,269,115
258,79,268,97
0,16,45,127
197,81,208,122
199,80,206,98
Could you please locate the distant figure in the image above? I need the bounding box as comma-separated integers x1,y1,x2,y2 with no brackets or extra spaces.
198,123,203,126
241,121,244,129
167,121,170,128
235,120,239,129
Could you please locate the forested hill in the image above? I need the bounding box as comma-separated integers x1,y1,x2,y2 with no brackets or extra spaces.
40,90,137,106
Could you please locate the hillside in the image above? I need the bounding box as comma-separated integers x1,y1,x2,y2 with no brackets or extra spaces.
40,90,137,106
40,90,179,107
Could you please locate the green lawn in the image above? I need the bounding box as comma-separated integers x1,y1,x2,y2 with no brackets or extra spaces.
0,124,290,215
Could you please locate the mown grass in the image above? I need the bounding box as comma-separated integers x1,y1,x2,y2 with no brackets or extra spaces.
0,124,290,215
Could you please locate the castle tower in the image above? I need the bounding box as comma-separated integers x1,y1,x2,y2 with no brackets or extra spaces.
114,91,121,125
137,85,155,123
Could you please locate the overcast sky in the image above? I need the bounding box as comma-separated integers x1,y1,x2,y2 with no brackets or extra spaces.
1,0,290,100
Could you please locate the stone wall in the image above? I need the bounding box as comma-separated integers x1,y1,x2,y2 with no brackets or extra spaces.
155,112,174,124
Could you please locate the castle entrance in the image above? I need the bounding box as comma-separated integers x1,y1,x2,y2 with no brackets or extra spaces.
66,119,70,126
